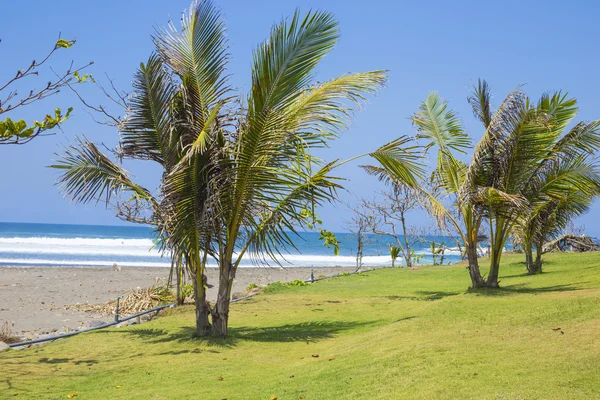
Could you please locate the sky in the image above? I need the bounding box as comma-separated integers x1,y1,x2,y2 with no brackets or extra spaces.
1,0,600,235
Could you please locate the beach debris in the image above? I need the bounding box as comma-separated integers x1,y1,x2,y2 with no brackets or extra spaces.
65,279,172,317
112,263,122,272
0,341,9,351
311,354,319,358
66,393,78,398
0,321,20,344
543,234,600,253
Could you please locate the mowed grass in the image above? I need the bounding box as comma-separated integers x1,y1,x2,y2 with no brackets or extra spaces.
2,253,600,399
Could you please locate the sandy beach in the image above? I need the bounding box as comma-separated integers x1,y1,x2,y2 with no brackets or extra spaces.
0,265,356,338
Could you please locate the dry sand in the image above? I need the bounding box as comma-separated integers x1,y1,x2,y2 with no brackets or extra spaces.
0,266,356,338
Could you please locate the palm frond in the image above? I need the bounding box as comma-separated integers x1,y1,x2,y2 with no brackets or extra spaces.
250,9,339,114
468,79,493,128
154,0,230,129
286,70,387,142
51,137,157,207
120,54,175,166
365,136,425,187
412,92,471,153
241,160,344,265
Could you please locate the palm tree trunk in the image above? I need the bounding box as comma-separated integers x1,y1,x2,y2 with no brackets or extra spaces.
532,240,543,274
188,253,210,336
193,272,211,336
487,252,501,287
466,240,485,288
524,240,536,275
486,231,504,287
212,257,233,337
525,248,534,274
176,257,185,306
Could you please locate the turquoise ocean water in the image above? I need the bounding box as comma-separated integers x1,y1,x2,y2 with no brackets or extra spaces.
0,222,465,268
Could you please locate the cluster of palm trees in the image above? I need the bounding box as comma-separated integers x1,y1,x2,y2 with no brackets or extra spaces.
404,82,600,287
51,1,422,337
51,1,600,336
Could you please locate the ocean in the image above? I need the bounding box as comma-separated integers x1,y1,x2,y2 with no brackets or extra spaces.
0,222,465,268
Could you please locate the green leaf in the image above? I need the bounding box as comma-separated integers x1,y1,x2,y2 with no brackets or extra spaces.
56,39,74,49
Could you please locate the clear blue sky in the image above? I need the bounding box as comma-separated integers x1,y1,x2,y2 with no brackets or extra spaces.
1,0,599,235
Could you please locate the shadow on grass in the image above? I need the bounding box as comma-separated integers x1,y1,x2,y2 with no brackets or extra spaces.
470,283,584,297
110,320,376,347
230,320,375,343
383,291,460,301
38,357,71,364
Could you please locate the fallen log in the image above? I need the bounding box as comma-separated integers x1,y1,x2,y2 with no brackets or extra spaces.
543,234,600,253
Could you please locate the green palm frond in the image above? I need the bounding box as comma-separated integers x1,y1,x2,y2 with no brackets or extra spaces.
551,120,600,159
468,79,493,128
287,70,387,143
250,9,338,114
240,160,345,265
51,137,157,207
462,86,528,196
120,54,175,166
366,136,425,187
154,0,230,129
412,92,471,153
537,91,578,135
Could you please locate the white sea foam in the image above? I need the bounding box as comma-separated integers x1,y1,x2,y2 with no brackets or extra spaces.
0,254,396,268
0,237,162,257
0,235,466,267
0,258,173,268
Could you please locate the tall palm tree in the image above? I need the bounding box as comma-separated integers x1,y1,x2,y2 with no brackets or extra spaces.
52,1,423,337
51,52,211,319
410,90,491,288
362,89,490,288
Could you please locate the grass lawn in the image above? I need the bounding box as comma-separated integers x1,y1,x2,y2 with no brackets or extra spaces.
2,252,600,399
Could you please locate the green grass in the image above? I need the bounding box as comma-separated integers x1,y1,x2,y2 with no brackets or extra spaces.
2,252,600,399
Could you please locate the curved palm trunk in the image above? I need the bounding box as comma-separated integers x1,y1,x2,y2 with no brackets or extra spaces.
466,239,485,288
532,240,543,274
525,246,535,274
464,211,485,288
212,257,234,337
486,219,510,288
188,253,211,336
524,239,536,275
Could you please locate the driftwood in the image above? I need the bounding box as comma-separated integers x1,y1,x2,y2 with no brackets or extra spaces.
543,234,600,253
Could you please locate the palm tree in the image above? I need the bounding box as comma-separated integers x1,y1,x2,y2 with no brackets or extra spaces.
464,88,600,286
362,89,489,287
409,91,488,288
52,1,423,337
387,82,600,288
520,186,597,274
514,95,600,274
389,245,402,268
51,53,210,317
